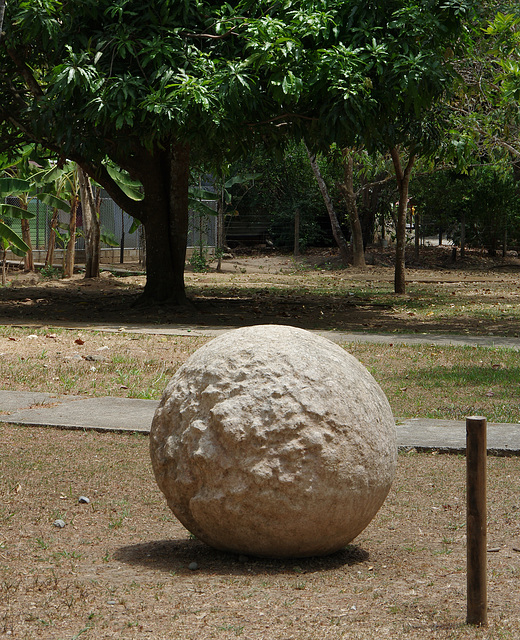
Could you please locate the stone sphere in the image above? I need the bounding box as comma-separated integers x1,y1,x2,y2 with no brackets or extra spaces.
150,325,396,558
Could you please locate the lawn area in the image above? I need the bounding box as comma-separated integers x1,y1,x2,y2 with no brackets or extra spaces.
1,325,519,422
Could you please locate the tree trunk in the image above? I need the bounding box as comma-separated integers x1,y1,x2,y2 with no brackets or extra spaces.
79,167,101,278
339,151,366,268
1,246,6,286
0,0,6,44
390,147,416,295
21,217,34,272
45,208,59,267
63,197,77,278
216,206,224,272
137,143,189,305
305,145,350,265
294,207,300,257
85,140,190,304
414,207,420,261
460,209,466,260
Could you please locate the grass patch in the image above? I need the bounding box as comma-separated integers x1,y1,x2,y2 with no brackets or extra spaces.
1,326,519,422
348,342,520,423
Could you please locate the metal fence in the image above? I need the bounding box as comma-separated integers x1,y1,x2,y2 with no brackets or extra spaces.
3,191,218,253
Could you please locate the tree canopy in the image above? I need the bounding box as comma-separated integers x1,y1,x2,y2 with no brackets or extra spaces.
1,0,475,302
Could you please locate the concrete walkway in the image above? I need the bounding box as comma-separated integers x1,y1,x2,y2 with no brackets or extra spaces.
2,390,520,455
3,318,520,349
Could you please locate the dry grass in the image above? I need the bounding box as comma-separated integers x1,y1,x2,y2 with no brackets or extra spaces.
1,425,519,639
3,247,520,336
0,326,207,400
1,326,520,422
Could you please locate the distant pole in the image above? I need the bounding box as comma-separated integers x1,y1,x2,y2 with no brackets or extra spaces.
466,416,487,627
120,209,125,264
294,208,300,257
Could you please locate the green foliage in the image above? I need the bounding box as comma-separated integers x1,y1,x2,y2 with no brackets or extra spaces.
189,249,210,273
100,230,119,248
0,0,476,298
230,142,344,249
414,165,520,251
39,265,61,279
1,0,475,162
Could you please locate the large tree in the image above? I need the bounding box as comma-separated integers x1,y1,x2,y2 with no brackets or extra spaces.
1,1,276,303
1,0,475,303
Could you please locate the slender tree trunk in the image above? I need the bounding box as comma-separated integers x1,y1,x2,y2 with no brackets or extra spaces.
21,217,34,271
1,246,6,286
390,146,416,295
294,207,300,257
338,151,366,268
45,208,59,267
305,144,350,265
216,205,224,272
63,198,77,278
79,167,100,278
460,209,466,259
0,1,6,44
414,208,420,261
19,198,34,271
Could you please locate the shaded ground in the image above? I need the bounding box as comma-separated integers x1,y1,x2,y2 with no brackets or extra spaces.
1,425,519,640
2,246,520,335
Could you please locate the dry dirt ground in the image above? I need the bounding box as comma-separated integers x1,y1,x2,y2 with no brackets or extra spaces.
2,247,520,640
1,246,520,335
2,425,520,640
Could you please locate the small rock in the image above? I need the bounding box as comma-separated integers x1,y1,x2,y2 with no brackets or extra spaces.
53,519,66,528
107,600,117,605
78,496,90,504
188,562,198,571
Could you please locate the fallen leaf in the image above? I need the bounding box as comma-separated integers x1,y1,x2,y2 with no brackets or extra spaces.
75,338,85,345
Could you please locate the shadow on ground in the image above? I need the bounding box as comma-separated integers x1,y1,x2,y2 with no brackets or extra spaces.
115,538,369,576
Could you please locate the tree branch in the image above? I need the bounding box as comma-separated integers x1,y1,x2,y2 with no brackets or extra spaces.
7,48,44,97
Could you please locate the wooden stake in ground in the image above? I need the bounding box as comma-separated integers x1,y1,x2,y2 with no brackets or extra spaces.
466,415,487,627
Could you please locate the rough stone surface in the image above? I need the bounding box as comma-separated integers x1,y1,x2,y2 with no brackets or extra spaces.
150,325,397,558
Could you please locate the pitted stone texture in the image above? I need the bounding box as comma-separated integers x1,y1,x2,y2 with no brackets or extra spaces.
150,325,396,558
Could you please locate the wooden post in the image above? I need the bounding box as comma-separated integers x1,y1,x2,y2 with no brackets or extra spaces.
294,208,300,257
466,416,487,627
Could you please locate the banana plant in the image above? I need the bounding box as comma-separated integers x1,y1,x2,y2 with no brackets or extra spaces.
0,173,70,285
0,148,71,276
32,161,81,276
